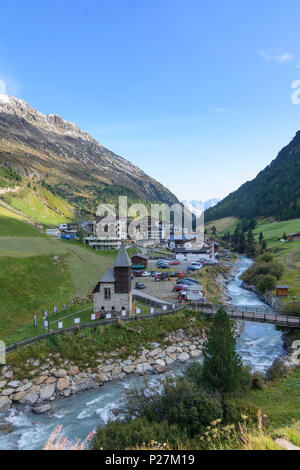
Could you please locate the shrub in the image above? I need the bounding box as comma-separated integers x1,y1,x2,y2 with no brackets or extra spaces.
266,359,290,382
185,362,203,386
255,274,277,294
123,377,223,437
92,417,185,450
222,398,259,425
251,372,265,390
284,302,300,317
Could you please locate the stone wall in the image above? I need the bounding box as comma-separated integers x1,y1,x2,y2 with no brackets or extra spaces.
0,327,207,415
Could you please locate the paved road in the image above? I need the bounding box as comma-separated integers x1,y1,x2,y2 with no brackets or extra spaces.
132,288,174,306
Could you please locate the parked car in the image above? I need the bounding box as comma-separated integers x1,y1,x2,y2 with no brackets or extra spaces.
141,271,151,277
173,284,189,292
170,260,180,265
177,280,195,286
133,271,143,277
169,272,177,277
184,278,199,284
135,282,145,289
177,272,185,278
151,271,159,277
187,266,197,272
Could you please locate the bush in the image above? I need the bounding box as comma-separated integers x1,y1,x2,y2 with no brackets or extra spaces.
284,302,300,317
251,372,265,390
222,398,259,425
92,417,185,450
255,274,277,294
123,377,223,437
185,362,203,386
266,359,290,382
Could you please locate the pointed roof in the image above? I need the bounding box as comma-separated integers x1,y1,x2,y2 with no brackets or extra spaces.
114,242,131,267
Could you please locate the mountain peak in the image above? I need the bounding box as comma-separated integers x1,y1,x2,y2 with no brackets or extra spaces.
0,94,95,143
0,95,178,205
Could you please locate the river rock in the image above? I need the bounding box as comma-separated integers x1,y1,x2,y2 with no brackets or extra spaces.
1,388,15,396
149,342,160,349
102,364,115,373
166,346,177,354
35,376,47,386
11,391,26,402
136,362,152,374
155,359,166,368
136,355,147,363
154,364,166,374
3,371,13,379
0,381,7,389
190,349,202,358
0,396,12,413
7,380,21,389
165,357,174,365
189,345,197,351
69,366,79,376
95,373,107,384
57,378,69,391
111,366,122,376
148,348,162,357
53,369,67,378
24,392,38,406
40,383,56,400
33,359,40,367
16,382,33,393
32,404,51,414
178,352,190,362
123,365,135,374
0,422,13,433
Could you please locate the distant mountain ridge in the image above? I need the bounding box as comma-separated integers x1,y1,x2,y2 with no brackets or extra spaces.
182,198,220,217
205,131,300,222
0,94,178,206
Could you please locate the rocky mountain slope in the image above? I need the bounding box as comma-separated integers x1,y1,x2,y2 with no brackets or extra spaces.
205,131,300,222
0,94,178,205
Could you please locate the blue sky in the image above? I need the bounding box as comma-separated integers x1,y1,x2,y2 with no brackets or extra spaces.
1,0,300,201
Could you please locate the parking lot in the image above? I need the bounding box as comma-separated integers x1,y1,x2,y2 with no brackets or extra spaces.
133,259,203,303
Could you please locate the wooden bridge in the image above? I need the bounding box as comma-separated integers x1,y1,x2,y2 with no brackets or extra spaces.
197,303,300,328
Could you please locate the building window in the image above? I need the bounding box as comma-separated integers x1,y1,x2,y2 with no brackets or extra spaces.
112,306,115,311
104,288,111,300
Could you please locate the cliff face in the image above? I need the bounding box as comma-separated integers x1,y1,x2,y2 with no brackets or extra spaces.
0,94,178,204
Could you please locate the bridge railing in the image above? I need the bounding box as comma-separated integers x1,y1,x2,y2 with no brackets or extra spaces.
197,303,300,327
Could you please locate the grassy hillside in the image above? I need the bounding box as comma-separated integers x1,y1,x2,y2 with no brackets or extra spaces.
1,185,75,226
252,218,300,302
0,205,43,236
205,216,238,236
0,234,114,342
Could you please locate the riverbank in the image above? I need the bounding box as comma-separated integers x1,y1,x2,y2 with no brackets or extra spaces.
0,311,210,417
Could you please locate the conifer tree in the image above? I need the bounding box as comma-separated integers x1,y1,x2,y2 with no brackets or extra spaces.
202,308,242,393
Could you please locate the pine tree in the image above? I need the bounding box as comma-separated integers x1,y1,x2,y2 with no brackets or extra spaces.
202,308,242,393
259,232,264,244
238,231,246,253
211,225,217,235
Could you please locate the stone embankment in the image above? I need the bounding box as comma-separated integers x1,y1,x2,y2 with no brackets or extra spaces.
0,328,207,416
